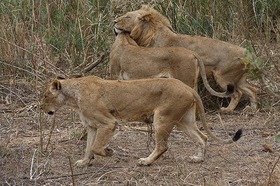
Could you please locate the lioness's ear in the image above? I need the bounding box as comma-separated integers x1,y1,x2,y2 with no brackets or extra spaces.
50,80,62,94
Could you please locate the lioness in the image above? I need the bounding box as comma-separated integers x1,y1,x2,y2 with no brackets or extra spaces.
110,32,233,97
41,76,242,166
114,5,258,112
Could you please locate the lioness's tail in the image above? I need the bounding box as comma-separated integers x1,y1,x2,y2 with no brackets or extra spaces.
193,52,234,98
192,89,242,144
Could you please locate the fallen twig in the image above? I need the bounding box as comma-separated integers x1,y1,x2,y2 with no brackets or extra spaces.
41,166,123,180
29,149,37,180
82,51,109,74
68,156,76,186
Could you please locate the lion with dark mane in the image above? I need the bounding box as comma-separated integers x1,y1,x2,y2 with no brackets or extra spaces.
114,5,258,112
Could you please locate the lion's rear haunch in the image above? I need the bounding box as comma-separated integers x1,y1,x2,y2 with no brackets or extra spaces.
232,129,243,142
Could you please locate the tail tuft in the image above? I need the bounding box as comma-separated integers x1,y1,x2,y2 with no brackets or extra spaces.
226,84,235,95
232,129,242,141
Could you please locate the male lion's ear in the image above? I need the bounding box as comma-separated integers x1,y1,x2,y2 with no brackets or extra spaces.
141,4,152,11
50,80,62,94
138,13,152,22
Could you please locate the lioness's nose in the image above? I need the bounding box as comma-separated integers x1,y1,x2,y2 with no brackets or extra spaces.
48,111,54,115
114,19,117,24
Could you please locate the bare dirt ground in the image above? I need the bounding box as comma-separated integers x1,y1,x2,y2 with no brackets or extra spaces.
0,101,279,186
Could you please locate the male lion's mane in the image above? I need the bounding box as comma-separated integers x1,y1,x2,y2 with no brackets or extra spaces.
131,5,174,47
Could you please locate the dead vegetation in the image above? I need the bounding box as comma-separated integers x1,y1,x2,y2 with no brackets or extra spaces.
0,107,279,185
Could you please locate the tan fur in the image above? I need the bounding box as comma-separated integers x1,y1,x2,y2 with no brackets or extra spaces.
110,32,231,97
114,5,258,112
41,76,241,166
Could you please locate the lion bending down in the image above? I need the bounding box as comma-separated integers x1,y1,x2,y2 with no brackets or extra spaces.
114,5,258,112
41,76,242,166
110,32,233,97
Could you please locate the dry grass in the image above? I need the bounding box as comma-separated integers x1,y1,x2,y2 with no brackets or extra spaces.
0,108,279,185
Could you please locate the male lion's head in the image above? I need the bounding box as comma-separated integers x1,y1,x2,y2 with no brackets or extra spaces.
40,80,65,115
114,5,173,46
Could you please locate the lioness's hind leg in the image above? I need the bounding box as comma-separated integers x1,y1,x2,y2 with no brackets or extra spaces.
177,108,208,163
138,115,174,166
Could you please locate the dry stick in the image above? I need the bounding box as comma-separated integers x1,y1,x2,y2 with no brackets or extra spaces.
68,52,108,76
0,84,26,105
82,51,109,74
261,76,280,99
45,115,56,152
43,166,123,180
68,156,76,186
97,170,120,183
0,59,45,81
267,154,280,186
39,111,44,153
216,113,228,135
29,149,37,180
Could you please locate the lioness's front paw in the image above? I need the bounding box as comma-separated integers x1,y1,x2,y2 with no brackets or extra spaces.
189,155,204,163
75,158,90,167
137,158,151,166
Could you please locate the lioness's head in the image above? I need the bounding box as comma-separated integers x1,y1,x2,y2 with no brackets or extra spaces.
114,5,172,46
41,80,65,115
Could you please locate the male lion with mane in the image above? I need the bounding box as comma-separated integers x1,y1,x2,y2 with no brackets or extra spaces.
110,32,233,97
114,5,258,112
41,76,242,166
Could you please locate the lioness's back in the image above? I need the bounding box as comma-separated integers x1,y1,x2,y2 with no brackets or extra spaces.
65,76,194,105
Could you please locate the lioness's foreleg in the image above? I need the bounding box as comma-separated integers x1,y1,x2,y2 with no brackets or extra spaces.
138,115,174,165
177,108,208,162
75,126,96,167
